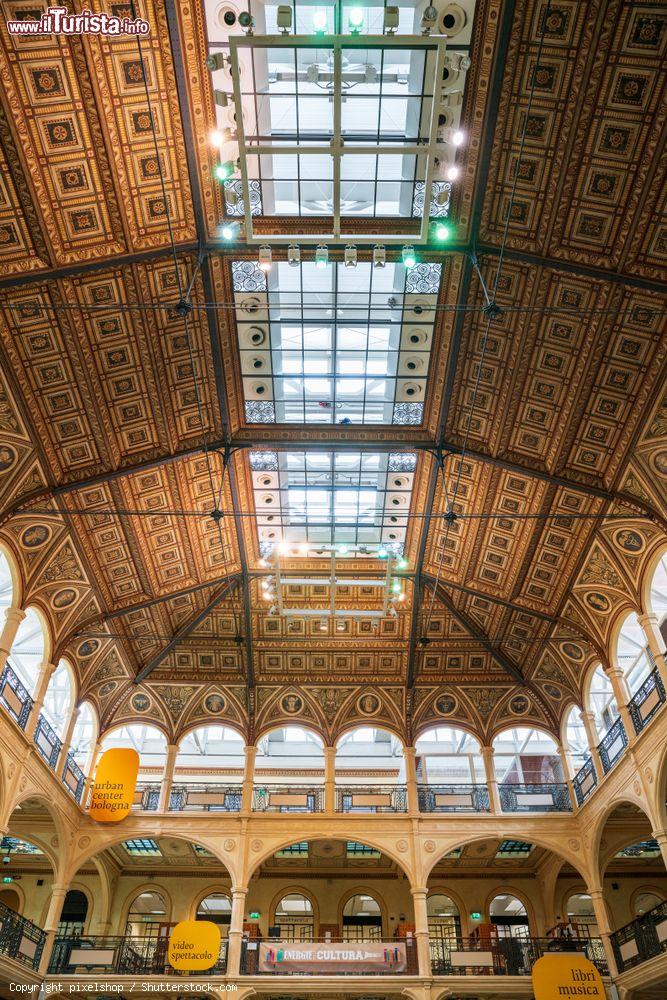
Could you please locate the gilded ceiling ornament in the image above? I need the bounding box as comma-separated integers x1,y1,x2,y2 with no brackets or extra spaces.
424,840,436,853
223,839,236,852
585,592,611,614
580,549,622,588
316,688,345,722
39,543,84,583
204,693,226,715
434,694,457,716
466,688,505,717
281,693,303,715
0,445,16,472
356,693,381,716
613,528,644,554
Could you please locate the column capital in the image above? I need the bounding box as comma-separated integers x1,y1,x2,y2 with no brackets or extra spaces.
637,612,659,628
651,830,667,843
605,665,625,679
231,886,248,898
2,607,25,628
579,709,595,723
410,886,428,897
166,742,179,754
403,745,417,757
323,745,336,757
480,744,495,758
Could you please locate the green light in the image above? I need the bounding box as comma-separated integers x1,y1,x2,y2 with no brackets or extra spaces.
435,223,452,241
2,876,12,884
470,911,481,920
398,558,408,569
402,245,417,268
214,161,234,182
392,580,402,593
313,9,327,31
221,225,236,241
348,7,364,28
377,547,388,559
249,911,260,920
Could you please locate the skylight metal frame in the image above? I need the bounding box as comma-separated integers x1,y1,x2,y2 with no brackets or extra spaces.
229,32,448,244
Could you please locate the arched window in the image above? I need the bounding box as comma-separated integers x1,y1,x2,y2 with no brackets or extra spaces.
126,891,168,939
565,892,597,934
492,728,563,785
0,551,13,613
58,890,88,936
274,893,314,941
178,726,245,774
634,891,663,917
42,660,74,737
616,613,652,695
342,893,382,941
337,727,405,781
258,727,324,762
589,665,618,733
197,893,232,935
8,607,45,692
0,888,21,913
648,552,667,622
416,727,485,785
101,725,167,771
70,701,96,771
489,893,529,939
427,893,461,943
564,707,589,770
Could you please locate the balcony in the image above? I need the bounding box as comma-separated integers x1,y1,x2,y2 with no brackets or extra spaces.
611,901,667,972
499,782,572,813
252,785,324,812
573,757,598,805
418,783,490,813
628,667,666,735
240,936,418,974
0,664,33,730
169,784,242,812
429,936,607,976
598,717,628,774
48,936,228,975
336,785,407,813
0,900,46,970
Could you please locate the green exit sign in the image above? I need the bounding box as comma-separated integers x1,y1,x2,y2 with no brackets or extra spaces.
2,876,13,884
470,911,481,920
249,911,260,920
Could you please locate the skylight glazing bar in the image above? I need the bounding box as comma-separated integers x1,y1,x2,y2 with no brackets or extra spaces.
333,43,342,239
418,37,449,244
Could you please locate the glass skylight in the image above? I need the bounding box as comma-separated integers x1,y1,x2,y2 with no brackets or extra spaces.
250,449,416,549
234,258,440,424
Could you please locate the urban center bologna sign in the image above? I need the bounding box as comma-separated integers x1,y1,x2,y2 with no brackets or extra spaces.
168,920,221,971
532,954,605,999
88,748,139,822
259,941,407,974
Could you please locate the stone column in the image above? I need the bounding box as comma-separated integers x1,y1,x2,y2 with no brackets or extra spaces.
588,886,618,979
605,666,634,740
557,744,578,811
411,886,431,976
226,886,248,976
637,612,667,689
0,608,25,672
241,745,257,813
25,661,57,739
403,746,420,815
82,737,104,807
158,743,179,812
38,882,69,974
580,710,604,777
324,745,336,814
56,706,80,774
480,746,501,813
651,829,667,873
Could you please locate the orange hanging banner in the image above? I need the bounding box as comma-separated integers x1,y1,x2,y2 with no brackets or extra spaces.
168,920,221,971
532,953,606,1000
88,748,139,823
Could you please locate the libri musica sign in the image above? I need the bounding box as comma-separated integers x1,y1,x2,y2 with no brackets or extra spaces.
258,941,407,974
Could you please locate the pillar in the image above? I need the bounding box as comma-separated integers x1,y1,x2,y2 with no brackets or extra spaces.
605,666,634,741
0,608,25,672
480,746,501,812
650,829,667,873
241,745,257,812
25,661,57,739
403,746,420,814
56,706,80,774
82,737,103,807
588,886,618,979
226,886,248,976
637,612,667,689
38,882,69,975
411,886,431,976
324,746,336,814
580,710,604,777
557,744,578,811
158,743,179,812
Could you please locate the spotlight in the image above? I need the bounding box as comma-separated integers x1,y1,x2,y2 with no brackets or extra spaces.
313,9,327,32
392,580,402,594
446,164,460,181
397,557,408,569
220,222,238,241
402,245,417,268
299,542,309,555
213,90,232,108
377,546,388,559
238,11,255,33
262,590,272,600
348,7,364,32
337,544,349,555
452,130,465,146
288,244,301,267
384,5,399,33
315,244,329,269
397,592,405,601
344,245,357,268
206,53,227,72
373,244,386,268
277,540,289,554
277,5,292,32
435,222,452,241
213,160,235,181
258,245,273,272
261,580,270,591
421,4,438,33
209,129,224,148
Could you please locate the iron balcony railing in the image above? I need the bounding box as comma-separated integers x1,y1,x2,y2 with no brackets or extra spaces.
33,713,63,768
62,753,85,803
48,935,228,975
0,899,46,970
252,785,324,813
498,782,572,813
131,783,161,811
430,935,608,976
573,756,598,805
0,664,33,730
628,667,665,735
169,784,242,812
611,900,667,972
240,936,418,975
417,783,490,813
597,716,628,774
336,785,408,813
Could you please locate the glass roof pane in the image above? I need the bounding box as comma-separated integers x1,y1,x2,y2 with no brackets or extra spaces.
235,258,440,425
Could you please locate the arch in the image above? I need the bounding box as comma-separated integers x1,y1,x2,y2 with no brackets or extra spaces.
612,610,652,695
491,726,562,784
560,890,597,932
561,702,589,770
640,543,667,616
423,831,593,885
8,605,48,693
426,885,468,937
583,662,618,733
5,795,65,875
414,718,482,745
57,887,90,934
256,724,325,750
334,719,406,747
190,885,233,923
269,885,319,934
338,885,388,936
42,657,76,737
178,720,246,747
100,722,169,770
415,726,485,786
71,700,98,774
121,885,172,933
485,885,536,935
630,886,665,917
0,885,24,914
591,797,657,880
247,833,413,883
0,541,21,611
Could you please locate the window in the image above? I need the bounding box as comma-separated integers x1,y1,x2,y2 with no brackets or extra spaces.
8,607,45,693
347,841,381,858
342,893,382,941
275,893,315,940
415,726,486,785
615,840,660,859
42,661,73,737
197,893,232,932
275,842,309,857
0,837,43,855
0,551,13,612
492,728,563,785
123,839,162,857
489,894,529,939
126,892,167,938
427,894,462,943
617,612,653,695
496,841,533,858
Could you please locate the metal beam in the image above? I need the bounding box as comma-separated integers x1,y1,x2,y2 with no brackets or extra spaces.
133,576,242,683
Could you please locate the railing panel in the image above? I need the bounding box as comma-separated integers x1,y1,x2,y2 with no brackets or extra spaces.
241,936,417,975
169,784,242,812
629,668,665,735
498,783,572,813
62,753,85,803
0,900,46,970
573,757,597,805
417,783,490,813
336,785,408,813
430,936,607,976
252,785,324,813
131,783,160,811
33,713,62,768
611,900,667,972
49,935,228,975
0,664,33,730
598,717,628,774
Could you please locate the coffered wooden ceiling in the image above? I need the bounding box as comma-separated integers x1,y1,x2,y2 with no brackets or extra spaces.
0,0,665,745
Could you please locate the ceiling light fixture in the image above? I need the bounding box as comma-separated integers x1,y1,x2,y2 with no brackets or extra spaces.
312,9,327,32
344,245,357,268
348,8,364,33
315,244,329,269
435,222,452,242
206,53,227,72
277,5,292,33
258,245,273,272
209,129,224,148
373,244,386,268
452,130,465,146
213,160,235,181
446,164,460,181
384,5,399,33
288,245,301,267
220,222,238,241
402,245,417,268
213,89,232,108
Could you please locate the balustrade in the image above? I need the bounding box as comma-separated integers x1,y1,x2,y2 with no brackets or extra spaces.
252,785,324,812
48,935,228,975
62,753,85,803
498,782,572,813
597,717,628,774
0,900,45,970
417,783,490,813
429,935,607,976
33,713,62,768
168,783,242,812
336,785,407,813
611,900,667,972
628,668,666,735
573,757,598,805
0,664,33,730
